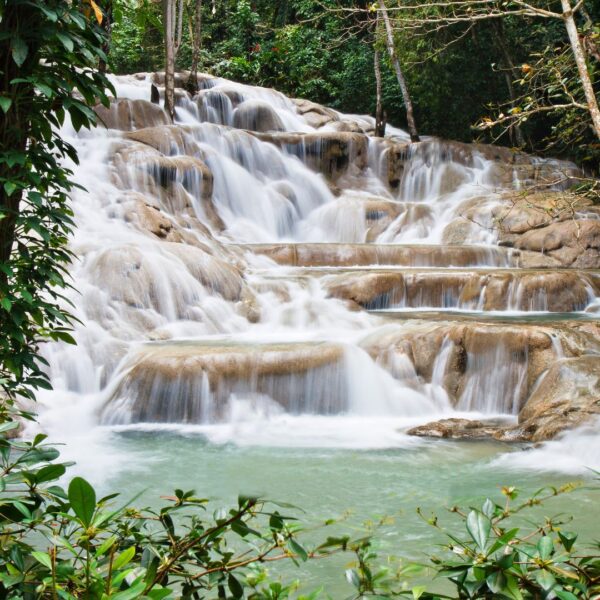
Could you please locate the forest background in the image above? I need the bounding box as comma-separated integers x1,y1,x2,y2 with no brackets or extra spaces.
108,0,600,172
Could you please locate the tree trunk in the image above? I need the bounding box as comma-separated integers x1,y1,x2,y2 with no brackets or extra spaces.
378,0,419,142
491,20,525,147
186,0,203,93
163,0,176,120
0,4,36,271
561,0,600,140
374,49,386,137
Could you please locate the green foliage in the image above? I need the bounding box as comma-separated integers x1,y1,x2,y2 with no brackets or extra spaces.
344,484,600,599
108,0,599,167
0,425,351,599
0,0,113,416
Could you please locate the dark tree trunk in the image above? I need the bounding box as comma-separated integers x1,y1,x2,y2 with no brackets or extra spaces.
491,20,525,147
0,4,37,271
374,49,386,137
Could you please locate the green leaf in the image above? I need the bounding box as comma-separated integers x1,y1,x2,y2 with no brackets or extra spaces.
68,476,96,527
96,535,117,557
466,510,491,552
228,573,244,599
56,32,74,52
412,585,427,599
486,571,506,594
31,551,52,570
535,569,556,591
504,573,523,600
555,590,578,600
11,37,28,66
538,536,554,560
35,463,66,483
482,498,495,518
288,538,308,562
558,531,577,552
0,97,11,113
112,546,136,570
111,580,146,600
0,421,19,434
4,182,17,197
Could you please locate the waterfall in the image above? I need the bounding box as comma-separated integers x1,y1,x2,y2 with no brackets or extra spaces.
31,72,599,454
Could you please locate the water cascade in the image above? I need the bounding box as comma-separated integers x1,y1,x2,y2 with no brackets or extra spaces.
35,72,600,463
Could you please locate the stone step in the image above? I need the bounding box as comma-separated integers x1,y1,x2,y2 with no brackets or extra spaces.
370,309,599,324
101,341,349,425
241,243,560,269
248,266,600,313
323,268,600,313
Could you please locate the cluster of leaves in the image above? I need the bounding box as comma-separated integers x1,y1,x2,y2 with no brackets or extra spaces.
0,0,112,416
344,485,600,599
477,35,600,171
0,422,361,599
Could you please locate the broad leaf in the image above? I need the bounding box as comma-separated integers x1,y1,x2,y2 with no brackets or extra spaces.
68,476,96,527
466,510,491,552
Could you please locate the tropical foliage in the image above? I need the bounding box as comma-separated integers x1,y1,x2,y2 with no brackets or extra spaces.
0,0,112,416
107,0,599,169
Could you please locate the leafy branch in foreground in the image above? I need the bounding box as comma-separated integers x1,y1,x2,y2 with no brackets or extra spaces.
345,483,600,599
0,423,354,599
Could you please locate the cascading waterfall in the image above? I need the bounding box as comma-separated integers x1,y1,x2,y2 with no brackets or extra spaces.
32,72,599,470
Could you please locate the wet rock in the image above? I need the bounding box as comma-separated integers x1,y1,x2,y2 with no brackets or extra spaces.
324,269,598,313
125,125,198,155
497,356,600,442
88,242,246,320
102,341,347,423
253,131,368,181
247,243,516,268
113,140,224,231
408,418,511,440
233,100,285,132
94,99,170,131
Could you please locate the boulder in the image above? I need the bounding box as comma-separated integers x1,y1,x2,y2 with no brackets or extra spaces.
292,97,339,129
233,100,285,132
498,356,600,442
94,99,170,131
515,220,600,268
407,418,512,440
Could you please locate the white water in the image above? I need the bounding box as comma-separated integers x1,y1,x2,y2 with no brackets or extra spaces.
31,73,599,480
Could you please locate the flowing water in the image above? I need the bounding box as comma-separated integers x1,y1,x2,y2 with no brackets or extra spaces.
30,73,600,592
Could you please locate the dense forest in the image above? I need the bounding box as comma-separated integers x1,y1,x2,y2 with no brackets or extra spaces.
108,0,600,170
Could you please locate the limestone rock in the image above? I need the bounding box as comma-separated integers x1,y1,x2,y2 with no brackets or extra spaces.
102,341,347,423
94,99,170,131
233,100,285,132
408,418,511,440
292,97,339,129
253,131,368,181
515,220,600,268
511,355,600,441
